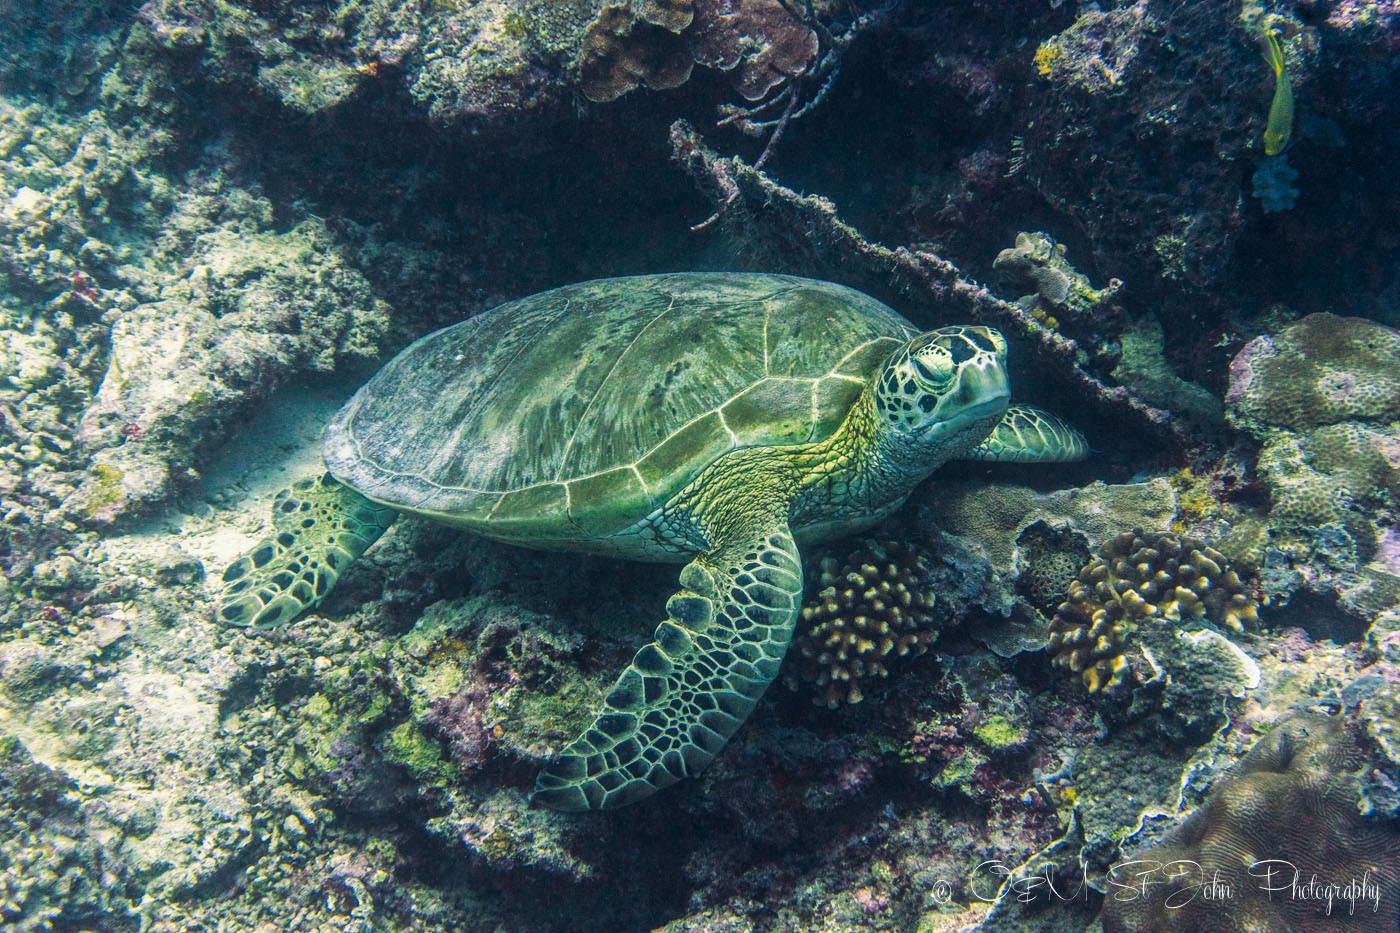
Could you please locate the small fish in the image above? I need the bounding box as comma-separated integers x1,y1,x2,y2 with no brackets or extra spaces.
1261,31,1294,155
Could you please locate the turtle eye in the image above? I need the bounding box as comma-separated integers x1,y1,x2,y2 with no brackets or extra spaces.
911,349,954,386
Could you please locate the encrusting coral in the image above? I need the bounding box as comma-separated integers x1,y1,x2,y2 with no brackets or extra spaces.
1048,530,1260,693
1227,312,1400,434
578,3,695,103
785,539,941,708
578,0,821,104
1226,313,1400,616
1100,710,1400,933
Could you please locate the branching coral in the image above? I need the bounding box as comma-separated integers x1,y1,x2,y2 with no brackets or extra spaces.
1048,530,1260,693
785,539,941,708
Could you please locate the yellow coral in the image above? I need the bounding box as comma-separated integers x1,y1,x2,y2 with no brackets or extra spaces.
1048,530,1260,693
786,540,941,708
1033,41,1066,78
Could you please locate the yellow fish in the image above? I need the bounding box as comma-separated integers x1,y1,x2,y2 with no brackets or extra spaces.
1262,31,1294,155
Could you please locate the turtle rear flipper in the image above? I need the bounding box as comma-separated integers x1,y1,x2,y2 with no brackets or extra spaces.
534,520,802,811
218,473,397,628
963,404,1090,463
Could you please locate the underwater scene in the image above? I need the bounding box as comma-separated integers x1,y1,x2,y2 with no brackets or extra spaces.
3,0,1400,930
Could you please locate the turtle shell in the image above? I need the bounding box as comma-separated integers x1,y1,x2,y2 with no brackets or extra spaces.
323,272,916,540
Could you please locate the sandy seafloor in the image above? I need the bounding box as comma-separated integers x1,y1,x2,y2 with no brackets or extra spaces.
2,1,1400,931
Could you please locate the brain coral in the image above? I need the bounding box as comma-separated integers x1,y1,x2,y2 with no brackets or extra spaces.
1048,530,1259,693
1227,313,1400,435
785,539,942,708
1101,710,1400,933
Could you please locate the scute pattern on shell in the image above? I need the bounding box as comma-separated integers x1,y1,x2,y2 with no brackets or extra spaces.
323,273,915,523
786,539,941,708
1047,529,1259,693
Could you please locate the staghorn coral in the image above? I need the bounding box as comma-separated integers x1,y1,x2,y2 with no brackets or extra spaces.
1048,530,1260,693
785,539,941,708
1101,710,1400,933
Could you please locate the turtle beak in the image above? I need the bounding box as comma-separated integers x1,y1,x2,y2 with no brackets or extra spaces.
935,355,1010,428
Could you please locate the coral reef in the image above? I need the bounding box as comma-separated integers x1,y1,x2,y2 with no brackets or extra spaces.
1110,313,1226,433
688,0,819,103
69,216,390,524
138,0,855,128
987,229,1222,437
992,230,1122,332
1019,1,1257,295
1227,313,1400,433
3,0,1400,928
0,736,131,927
1048,530,1260,693
578,3,695,103
0,32,398,601
916,478,1179,655
1013,520,1094,618
785,539,943,708
140,0,591,124
1101,709,1400,933
1226,314,1400,618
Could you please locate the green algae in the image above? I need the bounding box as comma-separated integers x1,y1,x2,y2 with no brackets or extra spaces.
382,721,454,783
973,714,1026,751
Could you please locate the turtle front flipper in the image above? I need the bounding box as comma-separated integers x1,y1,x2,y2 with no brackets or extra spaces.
534,522,803,811
218,473,397,628
963,404,1090,463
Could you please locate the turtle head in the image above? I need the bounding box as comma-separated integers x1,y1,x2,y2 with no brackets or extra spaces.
874,325,1011,451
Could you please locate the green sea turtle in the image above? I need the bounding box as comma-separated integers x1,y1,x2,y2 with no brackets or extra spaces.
218,272,1088,810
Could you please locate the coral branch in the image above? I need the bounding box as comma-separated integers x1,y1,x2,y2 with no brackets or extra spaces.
668,120,1188,452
